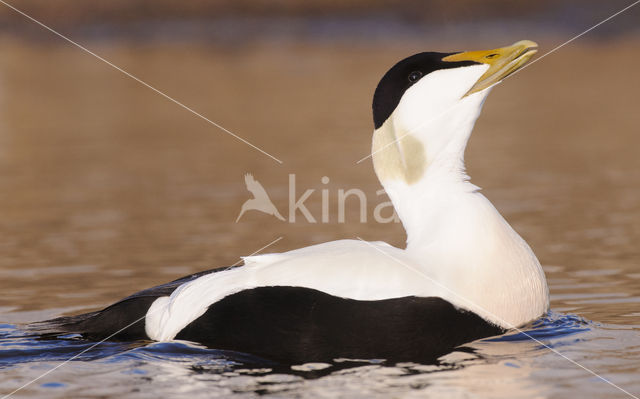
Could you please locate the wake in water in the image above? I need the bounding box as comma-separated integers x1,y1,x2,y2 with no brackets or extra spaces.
487,311,591,342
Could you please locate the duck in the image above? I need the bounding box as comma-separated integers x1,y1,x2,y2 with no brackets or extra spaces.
35,40,549,364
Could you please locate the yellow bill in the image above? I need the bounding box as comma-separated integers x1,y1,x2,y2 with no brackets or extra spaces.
443,40,538,97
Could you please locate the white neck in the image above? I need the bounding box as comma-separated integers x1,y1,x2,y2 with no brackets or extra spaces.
373,91,487,245
371,91,548,328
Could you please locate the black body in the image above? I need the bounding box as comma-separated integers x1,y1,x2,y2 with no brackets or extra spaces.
178,286,504,363
32,269,504,364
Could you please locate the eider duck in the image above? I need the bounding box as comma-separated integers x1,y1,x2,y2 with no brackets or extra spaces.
35,40,548,363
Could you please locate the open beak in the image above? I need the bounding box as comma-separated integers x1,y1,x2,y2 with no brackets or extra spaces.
443,40,538,97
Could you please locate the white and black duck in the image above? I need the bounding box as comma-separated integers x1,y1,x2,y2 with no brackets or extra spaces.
34,40,548,364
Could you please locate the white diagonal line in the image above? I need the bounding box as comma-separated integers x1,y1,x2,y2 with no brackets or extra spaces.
356,0,640,164
0,236,283,399
510,0,640,78
355,237,639,399
0,0,283,165
355,101,462,164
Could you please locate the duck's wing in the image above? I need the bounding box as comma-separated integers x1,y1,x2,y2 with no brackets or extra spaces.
145,239,449,342
149,240,503,363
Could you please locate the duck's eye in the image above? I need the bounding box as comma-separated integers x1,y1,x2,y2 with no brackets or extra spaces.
408,71,423,83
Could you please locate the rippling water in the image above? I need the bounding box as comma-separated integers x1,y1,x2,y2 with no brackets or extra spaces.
0,32,639,398
0,313,637,398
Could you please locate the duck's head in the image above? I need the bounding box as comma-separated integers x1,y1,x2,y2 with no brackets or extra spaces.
371,40,538,187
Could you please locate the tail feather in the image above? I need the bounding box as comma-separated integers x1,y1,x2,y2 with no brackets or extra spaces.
28,297,156,341
28,266,233,341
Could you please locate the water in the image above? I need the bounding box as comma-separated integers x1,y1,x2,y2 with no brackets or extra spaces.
0,314,636,398
0,31,639,398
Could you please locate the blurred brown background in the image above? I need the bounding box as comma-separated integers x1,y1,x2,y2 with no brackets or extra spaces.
0,1,633,22
0,0,637,41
